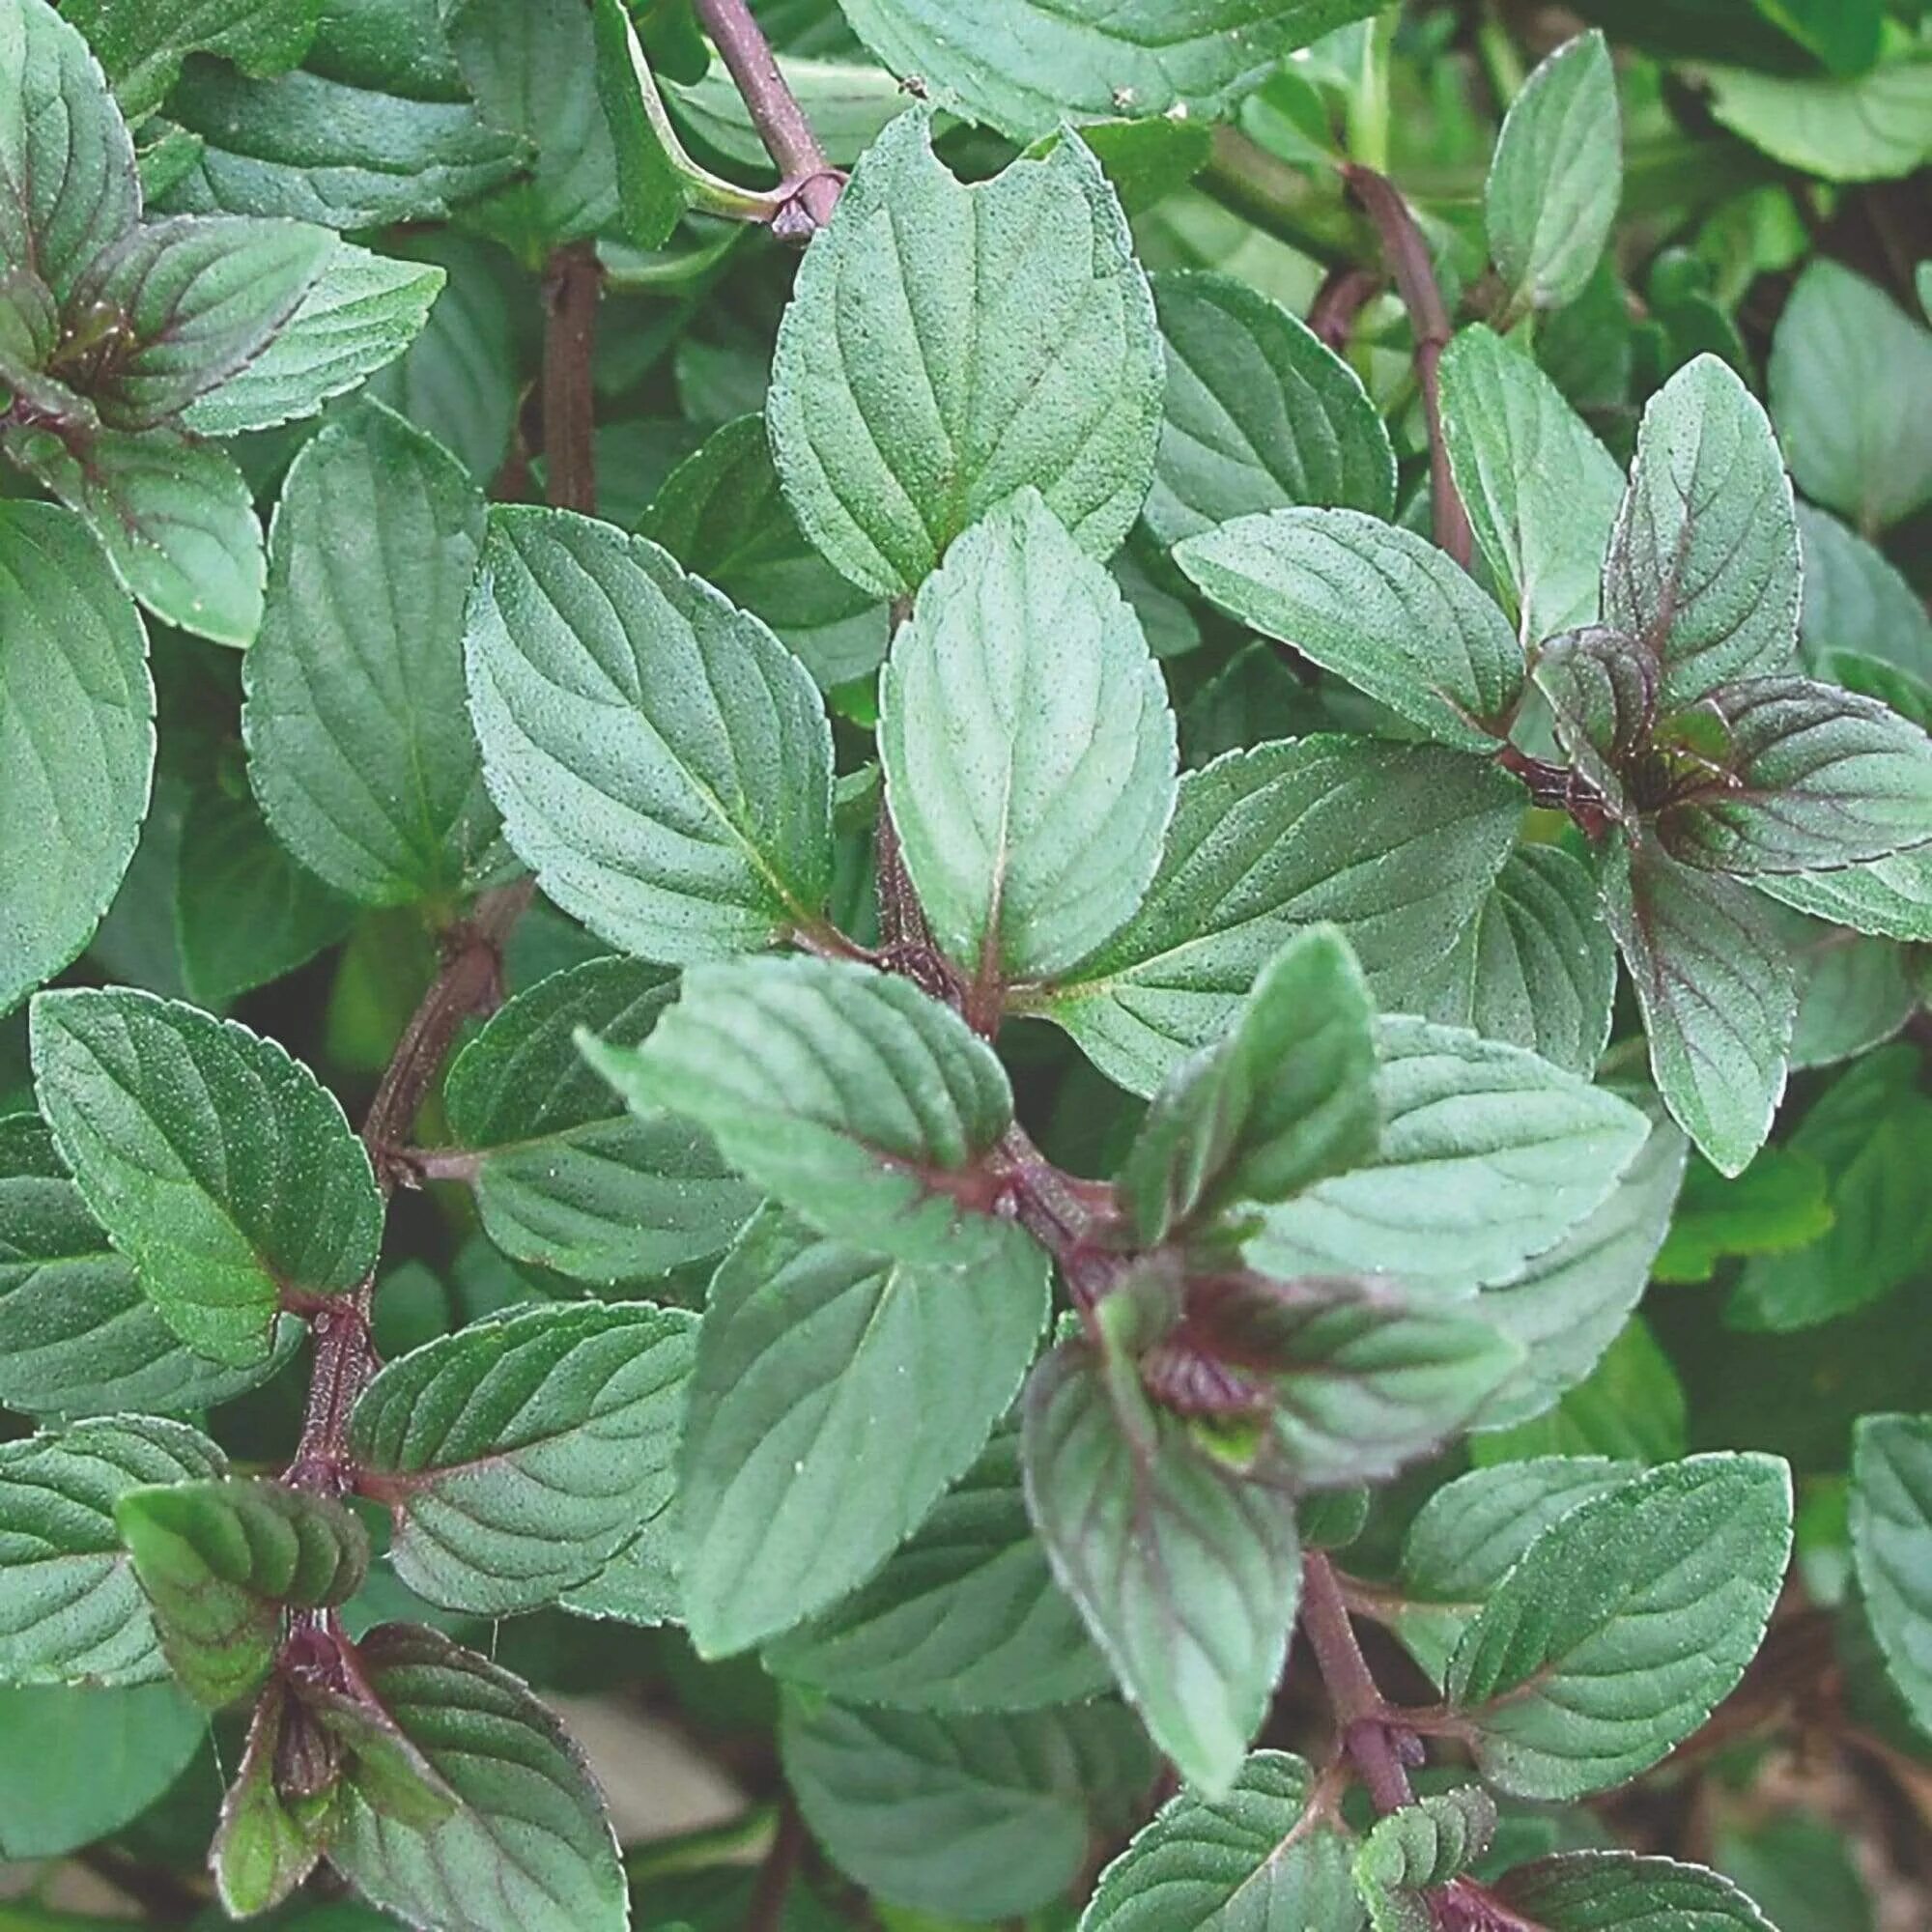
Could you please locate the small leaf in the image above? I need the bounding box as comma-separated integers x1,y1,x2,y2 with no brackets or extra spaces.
465,506,834,962
1142,269,1395,549
211,1685,330,1917
1603,355,1801,707
1532,624,1657,818
1651,1147,1833,1285
1486,32,1622,314
1175,507,1526,750
1445,1453,1793,1798
444,956,757,1287
583,954,1016,1268
1495,1850,1779,1930
116,1476,364,1706
781,1694,1154,1920
764,1426,1111,1714
589,0,685,250
1603,837,1797,1175
677,1206,1048,1657
0,1414,224,1687
0,501,154,1017
1355,1787,1495,1928
881,490,1178,984
1250,1017,1652,1297
1040,738,1523,1096
327,1623,627,1932
245,399,500,907
1077,1748,1365,1932
29,988,383,1366
1850,1411,1932,1736
1022,1339,1301,1795
350,1300,696,1615
767,110,1162,600
1121,925,1378,1246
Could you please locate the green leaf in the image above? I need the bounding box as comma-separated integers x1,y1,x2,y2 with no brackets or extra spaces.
29,987,382,1366
1175,508,1526,750
766,110,1161,601
1021,1339,1301,1795
1077,1748,1365,1932
465,506,835,962
1726,1046,1932,1332
590,0,686,250
1751,843,1932,944
212,1684,332,1916
1652,1146,1833,1284
1495,1851,1779,1930
677,1206,1047,1657
1704,55,1932,185
0,1114,298,1416
1769,259,1932,535
1603,837,1796,1177
880,490,1178,984
1787,914,1917,1070
1039,739,1523,1096
156,54,524,227
0,501,154,1017
1439,325,1625,641
1531,625,1654,821
179,238,442,438
444,956,756,1287
71,214,331,430
1120,925,1378,1246
555,1516,678,1629
1355,1787,1495,1928
327,1622,627,1932
1250,1017,1651,1298
245,400,498,907
61,0,322,121
350,1299,695,1615
781,1694,1154,1920
1659,676,1932,874
115,1475,365,1706
0,0,139,306
1393,1456,1639,1682
764,1426,1112,1713
1470,1316,1687,1468
582,955,1016,1268
835,0,1381,141
0,1414,223,1687
1796,503,1932,683
1850,1412,1932,1736
639,413,889,693
1603,354,1801,707
3,420,265,645
1142,270,1394,550
1715,1811,1874,1932
1486,32,1621,314
1444,1453,1793,1799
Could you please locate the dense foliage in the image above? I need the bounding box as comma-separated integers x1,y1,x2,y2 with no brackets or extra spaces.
1,1,1930,1928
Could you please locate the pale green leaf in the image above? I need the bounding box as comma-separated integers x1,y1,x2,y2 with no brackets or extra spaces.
1469,1316,1687,1468
1704,55,1932,185
1796,503,1932,683
1850,1411,1932,1736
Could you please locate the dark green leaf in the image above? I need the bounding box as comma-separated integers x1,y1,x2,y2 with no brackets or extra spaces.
1849,1412,1932,1737
1355,1787,1495,1928
1651,1146,1833,1285
63,0,322,120
590,0,686,250
1495,1851,1778,1930
1715,1811,1874,1932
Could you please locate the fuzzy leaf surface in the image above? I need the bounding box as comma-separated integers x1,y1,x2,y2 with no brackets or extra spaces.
1850,1412,1932,1735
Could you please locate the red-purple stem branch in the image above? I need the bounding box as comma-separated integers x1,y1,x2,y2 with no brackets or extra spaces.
1299,1550,1418,1814
541,242,601,518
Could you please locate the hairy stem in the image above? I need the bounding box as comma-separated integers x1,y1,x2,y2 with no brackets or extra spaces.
541,241,602,518
1299,1551,1417,1813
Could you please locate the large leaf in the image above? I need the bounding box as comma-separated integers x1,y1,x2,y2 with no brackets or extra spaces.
1176,508,1526,749
1495,1851,1779,1930
764,1426,1111,1713
1602,355,1801,706
116,1475,365,1706
29,988,382,1365
766,110,1161,600
1850,1411,1932,1735
676,1207,1048,1657
465,506,835,961
245,400,498,907
1485,32,1621,314
1142,270,1394,549
881,490,1177,983
0,502,154,1016
444,956,756,1287
1249,1017,1651,1298
1752,844,1932,943
1022,1339,1301,1795
327,1623,627,1932
1704,55,1932,185
1037,738,1523,1096
350,1300,695,1615
61,0,322,121
1444,1453,1792,1798
0,1114,296,1417
582,954,1017,1267
0,1415,223,1687
1439,325,1624,641
1603,838,1796,1175
835,0,1380,140
1077,1749,1364,1931
781,1694,1153,1920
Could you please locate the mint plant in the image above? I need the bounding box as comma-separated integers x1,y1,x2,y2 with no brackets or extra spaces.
2,3,1930,1929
